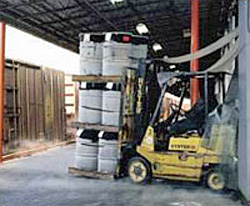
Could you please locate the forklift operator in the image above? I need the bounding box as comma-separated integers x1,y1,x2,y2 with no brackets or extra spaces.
167,96,218,137
167,98,206,137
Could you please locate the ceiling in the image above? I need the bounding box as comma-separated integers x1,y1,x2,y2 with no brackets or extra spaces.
0,0,237,57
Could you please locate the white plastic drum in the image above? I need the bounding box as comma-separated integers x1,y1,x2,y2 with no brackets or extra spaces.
103,42,132,61
80,58,102,75
102,59,131,76
98,138,118,158
75,129,99,171
80,41,103,59
98,132,118,174
131,44,148,59
79,40,103,75
79,85,102,124
102,89,121,126
97,157,118,174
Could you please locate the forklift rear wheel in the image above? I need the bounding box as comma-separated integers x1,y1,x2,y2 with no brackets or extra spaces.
206,170,225,191
128,157,151,184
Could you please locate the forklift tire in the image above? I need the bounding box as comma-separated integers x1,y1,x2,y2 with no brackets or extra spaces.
206,170,225,191
127,157,151,184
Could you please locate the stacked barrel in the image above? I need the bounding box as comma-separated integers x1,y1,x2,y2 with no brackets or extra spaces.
75,129,99,171
102,32,132,76
79,33,103,75
76,32,148,174
78,82,104,124
102,83,121,127
98,132,119,173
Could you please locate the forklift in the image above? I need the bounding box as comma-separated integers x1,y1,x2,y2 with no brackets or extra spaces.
119,70,235,191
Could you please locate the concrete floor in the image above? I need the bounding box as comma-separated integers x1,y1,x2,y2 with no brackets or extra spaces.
0,145,243,206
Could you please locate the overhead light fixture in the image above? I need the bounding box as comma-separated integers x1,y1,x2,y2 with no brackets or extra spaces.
110,0,124,4
153,43,163,52
170,65,176,69
136,23,149,34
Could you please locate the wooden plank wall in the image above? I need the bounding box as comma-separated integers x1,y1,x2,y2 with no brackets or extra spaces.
3,59,66,155
43,67,66,143
19,64,44,142
3,60,19,153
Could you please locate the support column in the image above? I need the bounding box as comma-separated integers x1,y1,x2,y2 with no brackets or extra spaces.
190,0,200,105
0,21,5,164
239,1,250,201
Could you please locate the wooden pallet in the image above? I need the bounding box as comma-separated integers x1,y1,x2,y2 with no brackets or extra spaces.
68,167,114,180
72,75,122,83
71,121,119,133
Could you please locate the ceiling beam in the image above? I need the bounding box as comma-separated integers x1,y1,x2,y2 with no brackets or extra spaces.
0,0,44,12
18,5,79,20
73,0,118,30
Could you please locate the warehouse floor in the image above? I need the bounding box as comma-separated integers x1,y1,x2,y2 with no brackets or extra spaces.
0,145,243,206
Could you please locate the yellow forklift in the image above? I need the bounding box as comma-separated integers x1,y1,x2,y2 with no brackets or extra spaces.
120,70,236,191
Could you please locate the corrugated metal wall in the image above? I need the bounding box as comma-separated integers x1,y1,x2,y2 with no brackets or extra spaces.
3,59,66,155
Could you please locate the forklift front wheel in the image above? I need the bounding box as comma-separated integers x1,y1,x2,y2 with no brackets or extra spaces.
206,170,225,191
128,157,151,184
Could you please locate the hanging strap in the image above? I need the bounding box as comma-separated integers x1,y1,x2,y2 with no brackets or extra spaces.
154,28,238,64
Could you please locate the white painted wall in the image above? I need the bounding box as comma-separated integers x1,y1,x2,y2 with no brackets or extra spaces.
5,25,80,75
